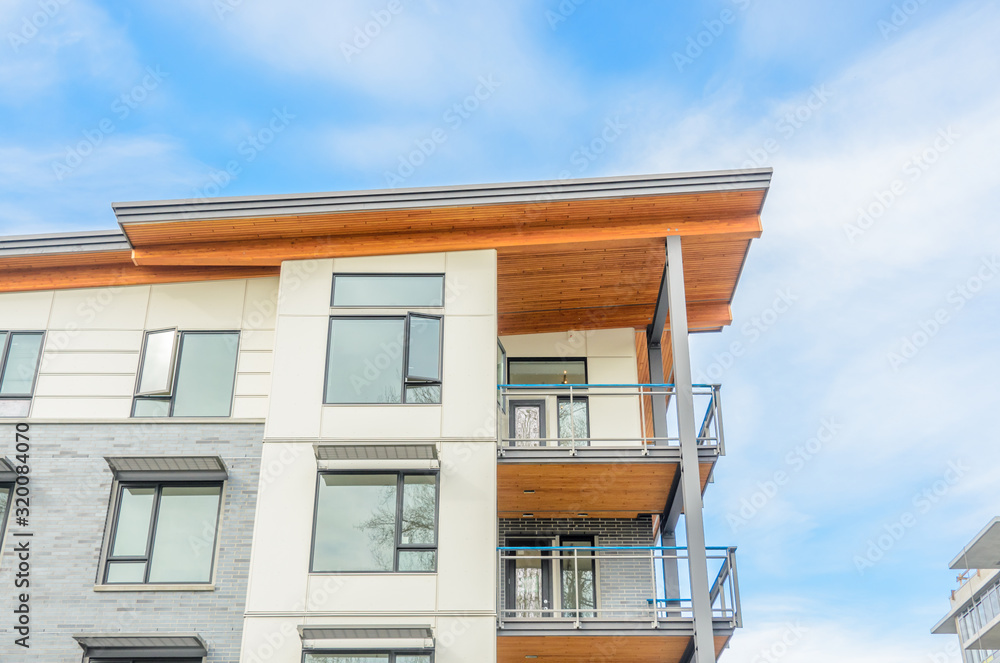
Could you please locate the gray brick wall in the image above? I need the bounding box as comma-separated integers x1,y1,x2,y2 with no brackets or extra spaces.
498,516,657,619
0,422,262,663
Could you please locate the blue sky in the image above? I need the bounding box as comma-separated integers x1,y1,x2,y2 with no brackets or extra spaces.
2,1,998,660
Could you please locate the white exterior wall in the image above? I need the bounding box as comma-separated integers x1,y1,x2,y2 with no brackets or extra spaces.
0,277,278,420
244,250,498,663
499,328,643,444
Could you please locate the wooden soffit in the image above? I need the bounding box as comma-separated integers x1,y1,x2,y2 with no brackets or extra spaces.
497,634,731,663
497,461,713,519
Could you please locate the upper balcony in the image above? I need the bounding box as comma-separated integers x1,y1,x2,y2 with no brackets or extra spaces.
496,544,741,662
497,382,723,519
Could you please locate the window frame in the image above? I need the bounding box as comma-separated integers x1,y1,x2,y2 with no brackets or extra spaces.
331,272,445,308
303,652,434,663
0,482,12,551
132,329,240,418
101,480,224,586
323,314,443,405
507,356,588,386
556,395,590,443
0,330,45,414
309,470,440,574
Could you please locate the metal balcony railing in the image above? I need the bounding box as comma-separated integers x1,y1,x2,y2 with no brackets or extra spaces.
498,383,724,453
497,545,740,630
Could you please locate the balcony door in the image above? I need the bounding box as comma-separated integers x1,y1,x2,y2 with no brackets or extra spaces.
509,400,545,447
506,538,554,618
560,537,596,618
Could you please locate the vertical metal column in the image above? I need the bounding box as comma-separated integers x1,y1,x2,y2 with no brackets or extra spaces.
666,235,716,662
648,343,681,603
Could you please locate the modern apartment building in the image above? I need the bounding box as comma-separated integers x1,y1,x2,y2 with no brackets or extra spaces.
934,518,1000,663
0,168,771,663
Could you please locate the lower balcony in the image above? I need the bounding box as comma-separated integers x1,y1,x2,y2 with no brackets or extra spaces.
496,544,741,663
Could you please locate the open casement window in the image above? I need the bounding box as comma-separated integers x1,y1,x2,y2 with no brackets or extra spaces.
0,483,11,542
325,315,443,405
304,654,433,663
103,482,223,584
0,331,44,418
310,472,439,573
133,330,239,417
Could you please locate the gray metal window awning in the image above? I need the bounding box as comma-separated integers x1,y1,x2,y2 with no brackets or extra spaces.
299,625,434,650
104,456,228,482
0,457,16,482
314,444,437,461
73,634,207,658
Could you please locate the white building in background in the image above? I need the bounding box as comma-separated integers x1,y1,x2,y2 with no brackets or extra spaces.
934,519,1000,663
0,168,771,663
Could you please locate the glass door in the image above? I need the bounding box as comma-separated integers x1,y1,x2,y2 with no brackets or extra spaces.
506,538,554,618
509,400,545,447
560,537,597,618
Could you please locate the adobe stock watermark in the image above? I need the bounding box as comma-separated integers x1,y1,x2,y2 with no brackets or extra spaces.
7,0,72,52
750,622,808,663
844,126,959,243
673,0,753,72
383,75,501,187
878,0,932,39
546,0,586,29
695,288,797,383
51,66,168,180
340,0,404,62
887,256,998,371
191,107,295,200
854,459,969,573
741,84,832,169
727,417,841,532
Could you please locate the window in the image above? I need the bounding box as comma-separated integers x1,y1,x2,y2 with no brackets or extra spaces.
133,330,239,417
325,315,442,404
311,472,438,573
508,358,586,385
304,654,432,663
103,483,222,584
332,273,444,307
90,660,201,663
0,483,10,540
0,331,44,417
557,396,589,444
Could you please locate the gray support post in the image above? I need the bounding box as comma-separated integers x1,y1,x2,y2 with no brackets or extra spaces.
648,344,681,604
666,235,716,662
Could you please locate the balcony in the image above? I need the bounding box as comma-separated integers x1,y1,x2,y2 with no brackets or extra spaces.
497,384,723,518
496,544,741,662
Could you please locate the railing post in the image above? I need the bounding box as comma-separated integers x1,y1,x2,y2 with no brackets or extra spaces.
666,236,717,663
573,548,581,628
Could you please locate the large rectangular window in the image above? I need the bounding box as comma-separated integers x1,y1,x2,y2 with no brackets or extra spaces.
325,315,442,404
304,654,432,663
311,472,438,573
332,274,444,307
508,358,586,385
103,483,222,584
133,330,239,417
0,331,44,417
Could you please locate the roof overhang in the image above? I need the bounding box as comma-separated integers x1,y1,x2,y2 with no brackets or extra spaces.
951,518,1000,569
0,169,771,335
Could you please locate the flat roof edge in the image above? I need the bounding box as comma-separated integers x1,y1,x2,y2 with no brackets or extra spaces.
950,517,1000,569
112,168,773,225
0,230,131,258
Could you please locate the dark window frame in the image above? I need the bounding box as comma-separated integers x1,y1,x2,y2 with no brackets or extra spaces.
507,356,588,385
102,480,224,585
0,331,45,412
132,329,240,418
0,482,12,546
331,272,446,308
556,395,591,442
89,659,203,663
303,652,434,663
309,470,440,574
323,315,443,405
